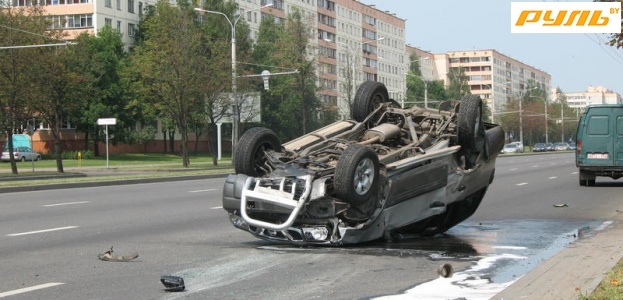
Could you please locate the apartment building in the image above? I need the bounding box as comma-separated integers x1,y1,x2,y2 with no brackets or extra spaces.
562,86,623,112
239,0,406,119
404,47,551,121
2,0,165,49
445,50,551,122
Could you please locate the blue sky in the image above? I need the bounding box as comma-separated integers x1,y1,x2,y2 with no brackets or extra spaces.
362,0,623,95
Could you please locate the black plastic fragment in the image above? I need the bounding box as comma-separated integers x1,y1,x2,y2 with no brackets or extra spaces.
160,275,185,292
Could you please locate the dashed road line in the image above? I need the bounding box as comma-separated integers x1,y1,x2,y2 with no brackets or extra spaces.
0,282,64,298
516,182,528,186
211,206,223,210
189,189,218,193
43,201,89,207
7,226,78,237
549,176,558,179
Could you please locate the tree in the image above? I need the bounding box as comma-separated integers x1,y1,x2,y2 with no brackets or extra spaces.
446,67,470,100
129,0,211,167
0,6,50,174
253,9,319,141
70,27,128,156
595,0,623,48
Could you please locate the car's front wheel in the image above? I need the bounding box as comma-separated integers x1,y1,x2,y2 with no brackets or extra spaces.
334,144,380,206
234,127,281,177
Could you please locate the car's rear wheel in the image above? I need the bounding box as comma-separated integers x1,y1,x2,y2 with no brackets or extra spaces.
352,81,390,123
234,127,281,177
20,156,26,162
334,144,380,206
36,156,41,161
457,94,484,169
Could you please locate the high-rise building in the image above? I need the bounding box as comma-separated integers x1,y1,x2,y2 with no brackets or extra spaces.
562,86,623,112
3,0,167,50
242,0,407,119
406,47,551,122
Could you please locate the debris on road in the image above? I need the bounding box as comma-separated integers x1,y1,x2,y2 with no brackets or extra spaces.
160,275,185,292
97,246,139,262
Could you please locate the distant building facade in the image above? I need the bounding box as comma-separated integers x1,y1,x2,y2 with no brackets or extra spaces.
562,86,623,112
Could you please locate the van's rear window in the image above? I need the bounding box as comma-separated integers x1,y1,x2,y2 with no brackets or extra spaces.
588,116,609,135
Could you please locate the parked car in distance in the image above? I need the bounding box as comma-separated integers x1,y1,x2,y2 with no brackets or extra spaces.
568,142,577,150
511,142,524,153
554,142,570,151
533,143,547,152
1,147,42,162
545,143,555,151
501,143,521,154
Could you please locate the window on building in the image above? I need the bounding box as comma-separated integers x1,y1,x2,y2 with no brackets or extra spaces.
116,0,120,10
128,0,134,13
362,29,376,40
317,0,334,11
105,0,111,7
138,1,142,14
363,14,375,26
105,18,112,26
117,20,121,31
128,23,136,37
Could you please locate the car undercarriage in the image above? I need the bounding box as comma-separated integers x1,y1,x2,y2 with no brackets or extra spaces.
221,81,504,245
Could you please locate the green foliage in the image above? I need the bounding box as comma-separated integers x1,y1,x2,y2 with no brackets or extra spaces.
594,0,623,48
62,150,94,160
253,9,320,141
447,67,470,100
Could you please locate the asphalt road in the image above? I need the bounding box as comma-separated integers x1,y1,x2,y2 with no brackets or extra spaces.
1,152,621,299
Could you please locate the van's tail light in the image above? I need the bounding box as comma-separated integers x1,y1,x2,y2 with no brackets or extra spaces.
577,140,582,155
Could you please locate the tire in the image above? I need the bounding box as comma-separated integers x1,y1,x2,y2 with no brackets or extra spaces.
334,144,380,206
21,156,26,162
352,81,390,122
457,94,484,169
234,127,281,177
36,156,41,161
587,179,596,186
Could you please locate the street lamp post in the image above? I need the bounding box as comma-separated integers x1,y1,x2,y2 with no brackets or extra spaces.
194,4,272,160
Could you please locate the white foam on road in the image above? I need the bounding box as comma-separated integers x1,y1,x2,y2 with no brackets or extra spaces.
374,253,526,300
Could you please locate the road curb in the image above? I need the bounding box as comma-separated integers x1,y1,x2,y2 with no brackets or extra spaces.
492,213,623,299
0,173,230,194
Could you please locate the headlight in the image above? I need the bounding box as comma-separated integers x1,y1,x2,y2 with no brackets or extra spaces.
302,226,329,241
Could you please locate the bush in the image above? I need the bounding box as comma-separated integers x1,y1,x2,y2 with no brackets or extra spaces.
61,150,94,160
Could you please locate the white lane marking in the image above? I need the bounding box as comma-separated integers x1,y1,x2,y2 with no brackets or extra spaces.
211,206,223,210
7,226,78,237
509,168,517,171
571,171,578,174
0,282,65,298
532,165,539,168
549,176,557,179
516,182,528,186
43,201,90,207
189,189,218,193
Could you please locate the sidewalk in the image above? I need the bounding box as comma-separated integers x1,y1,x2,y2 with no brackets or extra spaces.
493,212,623,299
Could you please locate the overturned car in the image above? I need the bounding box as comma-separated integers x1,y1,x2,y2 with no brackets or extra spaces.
222,81,504,245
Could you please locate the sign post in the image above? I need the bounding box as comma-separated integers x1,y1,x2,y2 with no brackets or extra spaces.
97,118,117,168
